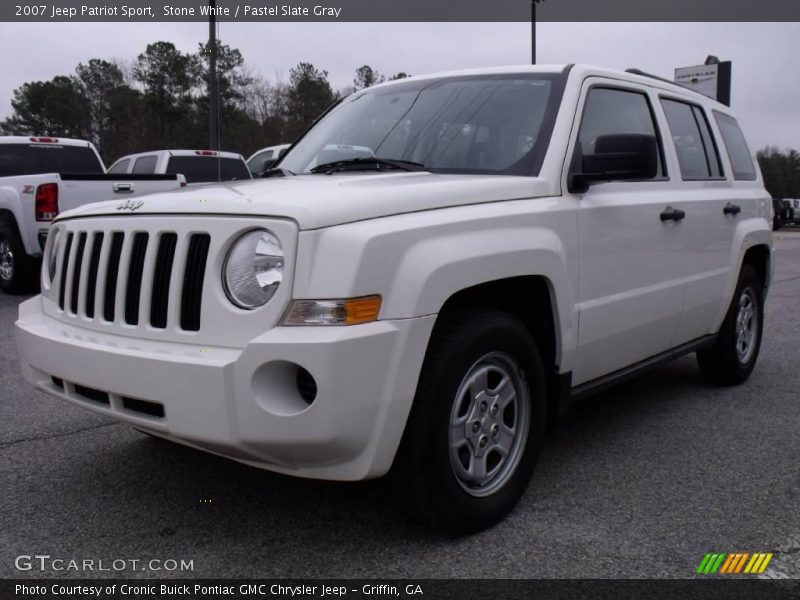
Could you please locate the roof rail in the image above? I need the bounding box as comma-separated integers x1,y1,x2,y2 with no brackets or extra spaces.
625,68,678,86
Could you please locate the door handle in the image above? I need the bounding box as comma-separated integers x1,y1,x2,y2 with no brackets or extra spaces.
723,202,742,216
113,183,134,193
660,206,686,222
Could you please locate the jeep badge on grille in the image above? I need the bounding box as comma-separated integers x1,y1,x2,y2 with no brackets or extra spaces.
117,199,144,212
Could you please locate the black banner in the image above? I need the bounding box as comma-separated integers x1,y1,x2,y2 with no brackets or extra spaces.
3,579,800,600
2,0,800,22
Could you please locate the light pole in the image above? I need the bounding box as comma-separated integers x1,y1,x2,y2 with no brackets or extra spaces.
208,0,219,150
531,0,545,65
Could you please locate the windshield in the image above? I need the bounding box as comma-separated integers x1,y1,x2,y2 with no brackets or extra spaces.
280,73,565,176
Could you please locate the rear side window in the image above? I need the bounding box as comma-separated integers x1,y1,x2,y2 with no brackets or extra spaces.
577,87,664,178
0,144,104,177
166,156,251,183
692,106,723,178
132,156,157,174
713,112,757,180
660,99,723,179
108,159,130,174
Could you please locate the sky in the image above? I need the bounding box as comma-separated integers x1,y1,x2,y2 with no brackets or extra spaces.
0,22,798,151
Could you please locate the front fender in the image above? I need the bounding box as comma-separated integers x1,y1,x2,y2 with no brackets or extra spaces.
293,199,578,370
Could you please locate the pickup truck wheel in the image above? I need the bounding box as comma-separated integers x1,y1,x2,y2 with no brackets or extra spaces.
697,265,764,385
0,221,39,294
397,307,546,535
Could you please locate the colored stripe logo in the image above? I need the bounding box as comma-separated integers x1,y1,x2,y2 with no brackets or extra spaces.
696,552,773,574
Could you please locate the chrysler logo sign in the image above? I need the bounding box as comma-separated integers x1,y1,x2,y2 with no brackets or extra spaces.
117,200,144,212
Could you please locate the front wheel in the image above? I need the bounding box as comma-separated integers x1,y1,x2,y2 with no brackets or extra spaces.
396,307,546,535
697,265,764,385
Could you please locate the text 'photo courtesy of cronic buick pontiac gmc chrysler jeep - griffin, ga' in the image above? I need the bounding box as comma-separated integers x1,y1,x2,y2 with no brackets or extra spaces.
15,65,773,534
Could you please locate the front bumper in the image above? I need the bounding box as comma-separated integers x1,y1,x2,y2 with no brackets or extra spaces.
15,297,435,480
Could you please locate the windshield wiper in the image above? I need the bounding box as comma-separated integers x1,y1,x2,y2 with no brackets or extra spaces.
309,157,427,174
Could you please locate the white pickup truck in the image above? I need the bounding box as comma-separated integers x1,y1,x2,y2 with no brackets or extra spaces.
16,65,772,533
0,136,186,293
108,149,251,185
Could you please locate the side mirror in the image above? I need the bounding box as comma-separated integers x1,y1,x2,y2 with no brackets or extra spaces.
568,133,658,194
256,158,278,177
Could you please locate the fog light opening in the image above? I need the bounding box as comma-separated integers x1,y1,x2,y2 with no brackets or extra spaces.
251,361,317,416
296,366,318,405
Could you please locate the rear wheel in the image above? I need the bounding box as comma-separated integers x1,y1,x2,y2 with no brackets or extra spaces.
697,265,764,385
0,220,39,294
396,307,546,535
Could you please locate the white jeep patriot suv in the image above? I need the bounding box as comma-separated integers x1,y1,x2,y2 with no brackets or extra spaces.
15,65,772,534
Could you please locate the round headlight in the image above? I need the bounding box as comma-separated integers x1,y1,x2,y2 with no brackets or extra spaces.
223,229,284,309
46,228,60,284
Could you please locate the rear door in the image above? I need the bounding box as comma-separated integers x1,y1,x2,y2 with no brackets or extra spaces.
568,80,689,385
657,98,738,344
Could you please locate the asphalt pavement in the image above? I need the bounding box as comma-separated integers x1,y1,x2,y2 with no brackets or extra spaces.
1,232,799,579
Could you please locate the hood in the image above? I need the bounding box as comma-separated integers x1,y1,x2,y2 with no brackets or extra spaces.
59,172,553,230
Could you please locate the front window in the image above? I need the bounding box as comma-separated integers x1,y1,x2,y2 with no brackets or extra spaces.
107,159,130,174
576,87,665,178
247,150,274,175
280,73,566,176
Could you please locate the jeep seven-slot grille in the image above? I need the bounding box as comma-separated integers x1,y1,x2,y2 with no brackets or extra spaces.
56,230,211,332
124,233,149,325
150,233,177,329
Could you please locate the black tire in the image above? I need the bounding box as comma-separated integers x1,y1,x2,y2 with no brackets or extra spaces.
697,265,764,385
0,219,40,294
396,307,547,535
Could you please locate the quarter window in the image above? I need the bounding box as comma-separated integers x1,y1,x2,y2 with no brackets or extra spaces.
577,87,664,178
132,156,157,174
714,112,757,181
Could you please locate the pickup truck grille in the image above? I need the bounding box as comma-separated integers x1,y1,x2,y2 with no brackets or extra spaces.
56,229,210,332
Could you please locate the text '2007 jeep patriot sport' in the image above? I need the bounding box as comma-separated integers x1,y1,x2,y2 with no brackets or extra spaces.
15,65,773,534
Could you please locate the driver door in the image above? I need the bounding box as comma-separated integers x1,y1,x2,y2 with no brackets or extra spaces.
568,81,689,386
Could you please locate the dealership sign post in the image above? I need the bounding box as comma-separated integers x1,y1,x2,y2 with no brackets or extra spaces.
675,58,732,106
